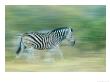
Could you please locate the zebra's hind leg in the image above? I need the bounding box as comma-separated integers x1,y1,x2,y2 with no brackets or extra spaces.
24,47,37,64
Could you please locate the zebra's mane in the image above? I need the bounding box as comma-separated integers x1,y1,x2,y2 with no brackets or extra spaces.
51,27,68,33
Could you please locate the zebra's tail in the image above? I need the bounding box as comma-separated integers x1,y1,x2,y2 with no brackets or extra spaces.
16,37,23,54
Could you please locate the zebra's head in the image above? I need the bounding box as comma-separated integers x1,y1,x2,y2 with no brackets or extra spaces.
65,28,75,47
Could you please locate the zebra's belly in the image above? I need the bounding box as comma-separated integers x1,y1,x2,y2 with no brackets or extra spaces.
34,46,53,50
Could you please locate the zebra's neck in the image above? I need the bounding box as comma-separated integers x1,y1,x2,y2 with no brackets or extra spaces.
49,29,67,43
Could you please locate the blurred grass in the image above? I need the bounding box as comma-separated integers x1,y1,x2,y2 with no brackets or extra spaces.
5,47,105,72
6,56,105,72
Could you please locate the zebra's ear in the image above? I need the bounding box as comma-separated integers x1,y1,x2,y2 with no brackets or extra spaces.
68,27,73,32
70,28,73,32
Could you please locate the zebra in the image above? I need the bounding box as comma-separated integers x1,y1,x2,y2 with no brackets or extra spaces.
16,27,75,62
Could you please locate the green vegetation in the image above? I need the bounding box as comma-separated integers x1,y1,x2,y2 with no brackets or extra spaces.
5,5,106,72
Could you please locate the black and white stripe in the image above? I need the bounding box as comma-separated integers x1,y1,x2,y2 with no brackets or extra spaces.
16,27,75,55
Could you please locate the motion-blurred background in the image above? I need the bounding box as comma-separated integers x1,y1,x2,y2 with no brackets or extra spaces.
5,5,106,72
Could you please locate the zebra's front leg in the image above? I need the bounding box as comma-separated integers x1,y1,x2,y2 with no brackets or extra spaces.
44,46,64,63
43,50,55,64
54,45,64,60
